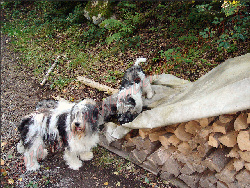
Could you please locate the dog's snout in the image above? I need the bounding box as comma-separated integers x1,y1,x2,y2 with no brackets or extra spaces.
118,114,129,125
75,122,80,127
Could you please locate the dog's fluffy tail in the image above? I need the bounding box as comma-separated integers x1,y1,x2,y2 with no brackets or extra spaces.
134,58,147,66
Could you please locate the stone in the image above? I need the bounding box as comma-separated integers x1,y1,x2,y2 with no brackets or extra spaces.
84,0,113,25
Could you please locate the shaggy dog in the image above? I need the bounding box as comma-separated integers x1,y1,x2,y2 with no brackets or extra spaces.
117,58,153,124
17,99,100,171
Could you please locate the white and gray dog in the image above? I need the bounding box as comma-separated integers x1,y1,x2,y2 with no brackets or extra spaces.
17,98,101,171
117,58,153,124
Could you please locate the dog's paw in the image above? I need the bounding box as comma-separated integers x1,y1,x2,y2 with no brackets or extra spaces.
68,160,82,170
26,163,40,171
80,151,93,161
147,91,154,99
64,150,83,170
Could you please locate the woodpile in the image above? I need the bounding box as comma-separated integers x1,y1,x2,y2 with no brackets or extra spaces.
100,110,250,188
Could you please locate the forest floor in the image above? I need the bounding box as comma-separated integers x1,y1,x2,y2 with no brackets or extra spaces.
1,34,176,188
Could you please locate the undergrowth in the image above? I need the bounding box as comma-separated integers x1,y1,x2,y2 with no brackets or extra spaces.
1,1,249,89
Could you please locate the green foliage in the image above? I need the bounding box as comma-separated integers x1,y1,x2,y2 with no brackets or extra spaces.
1,0,249,88
199,28,216,39
159,47,200,64
196,1,249,52
50,76,72,91
27,181,38,188
179,35,199,45
99,1,146,48
100,18,130,45
221,0,243,17
81,24,106,45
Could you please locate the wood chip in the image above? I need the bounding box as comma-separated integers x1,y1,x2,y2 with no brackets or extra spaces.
237,130,250,151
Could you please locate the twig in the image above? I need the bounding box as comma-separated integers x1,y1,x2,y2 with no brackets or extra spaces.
40,56,61,86
77,76,118,95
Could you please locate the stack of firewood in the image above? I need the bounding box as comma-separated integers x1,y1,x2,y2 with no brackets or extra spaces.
101,110,250,188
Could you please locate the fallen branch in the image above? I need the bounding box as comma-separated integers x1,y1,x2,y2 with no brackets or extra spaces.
77,76,118,95
40,56,61,86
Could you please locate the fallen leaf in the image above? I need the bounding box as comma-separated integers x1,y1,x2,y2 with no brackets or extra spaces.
8,155,13,159
144,177,150,184
104,182,108,185
113,171,119,175
150,183,157,187
1,159,4,166
18,178,23,181
8,179,14,184
1,142,6,147
1,169,7,176
116,182,121,186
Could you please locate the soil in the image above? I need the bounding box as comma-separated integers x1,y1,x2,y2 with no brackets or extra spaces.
1,35,176,187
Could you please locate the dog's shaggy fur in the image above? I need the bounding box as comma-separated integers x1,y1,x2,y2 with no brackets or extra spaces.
17,99,100,171
117,58,153,124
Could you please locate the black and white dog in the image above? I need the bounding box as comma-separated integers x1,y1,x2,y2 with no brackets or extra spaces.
17,98,100,171
117,58,153,124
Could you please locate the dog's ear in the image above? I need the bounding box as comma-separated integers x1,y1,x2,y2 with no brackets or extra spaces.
128,97,136,107
92,106,99,119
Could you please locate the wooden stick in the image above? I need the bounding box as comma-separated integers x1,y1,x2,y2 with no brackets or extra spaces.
77,76,119,95
40,56,61,86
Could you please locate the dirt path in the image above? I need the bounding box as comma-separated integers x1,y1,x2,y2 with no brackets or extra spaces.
1,35,175,187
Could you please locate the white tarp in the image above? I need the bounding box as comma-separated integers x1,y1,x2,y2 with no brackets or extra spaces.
107,53,250,139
